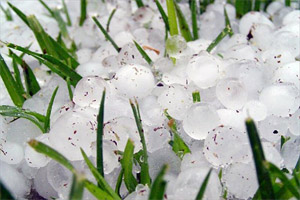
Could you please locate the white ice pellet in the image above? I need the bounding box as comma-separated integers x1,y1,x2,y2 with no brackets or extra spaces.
262,142,284,167
258,115,288,142
0,141,24,165
76,61,109,78
183,103,220,140
76,48,92,64
239,12,274,35
166,35,187,58
281,136,300,171
272,61,300,89
145,126,170,153
139,95,165,126
181,151,210,171
288,109,300,136
243,100,267,121
217,109,246,131
282,10,300,25
113,64,155,99
34,167,58,199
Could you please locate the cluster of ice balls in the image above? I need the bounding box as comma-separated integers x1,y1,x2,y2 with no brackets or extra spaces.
0,0,299,199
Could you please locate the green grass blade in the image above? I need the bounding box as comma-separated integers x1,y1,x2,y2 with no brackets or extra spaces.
264,162,300,199
155,0,169,31
174,2,193,42
245,118,275,199
235,0,252,18
106,8,116,32
148,164,168,200
192,90,201,103
166,0,178,36
92,16,121,52
135,0,144,8
130,99,151,186
69,174,85,200
44,86,59,133
80,148,121,200
122,139,138,193
0,3,13,21
66,77,73,101
7,2,29,26
164,109,191,159
133,40,153,65
254,0,261,11
28,139,76,173
0,105,45,122
280,136,291,149
0,53,25,107
97,89,106,178
195,168,213,200
224,8,233,37
52,9,69,38
84,180,114,200
115,169,124,197
0,181,14,200
62,0,72,26
79,0,87,26
206,27,230,53
9,51,26,97
191,0,198,40
199,0,214,14
285,0,291,7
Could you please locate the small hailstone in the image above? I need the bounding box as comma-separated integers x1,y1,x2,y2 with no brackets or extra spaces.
182,103,220,140
216,78,248,110
165,35,187,57
157,84,192,120
217,109,245,131
181,152,210,171
281,137,300,171
139,95,165,126
262,142,284,167
259,83,299,117
76,48,92,64
145,126,170,153
239,12,274,35
223,44,257,61
73,76,108,108
187,51,220,89
133,6,154,24
117,43,145,66
76,61,109,78
282,10,300,25
288,109,300,136
203,126,251,167
243,100,267,121
266,1,284,16
0,141,24,165
34,167,58,199
272,61,300,89
113,64,155,99
258,115,288,142
114,32,135,48
223,162,258,199
125,184,149,200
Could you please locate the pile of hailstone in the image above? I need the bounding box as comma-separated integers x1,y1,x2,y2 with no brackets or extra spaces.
0,0,299,199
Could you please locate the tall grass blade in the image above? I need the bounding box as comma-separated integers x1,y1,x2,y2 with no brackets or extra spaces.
92,16,121,52
0,181,14,200
7,2,29,26
122,139,138,193
235,0,252,18
133,40,153,65
62,0,72,26
80,148,121,200
106,8,116,32
0,53,25,107
28,139,76,173
0,3,13,21
79,0,87,26
155,0,170,31
84,180,114,200
130,99,151,186
97,89,106,177
195,168,213,200
69,174,85,200
174,2,193,42
135,0,144,8
9,51,26,97
148,164,168,200
44,86,59,133
285,0,291,7
166,0,179,36
206,27,230,53
191,0,198,40
115,169,124,197
224,8,233,37
66,77,73,101
245,118,275,199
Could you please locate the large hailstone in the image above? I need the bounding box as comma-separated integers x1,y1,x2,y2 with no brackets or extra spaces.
272,62,300,89
182,103,220,140
0,141,24,165
187,52,220,89
239,12,274,35
113,64,155,99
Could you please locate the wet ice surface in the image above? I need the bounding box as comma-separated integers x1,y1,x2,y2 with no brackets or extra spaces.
0,0,299,199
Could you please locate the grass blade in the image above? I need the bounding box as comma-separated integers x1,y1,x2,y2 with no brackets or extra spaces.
0,53,25,107
106,8,116,32
148,164,168,200
97,89,106,177
245,118,275,199
195,168,213,200
66,77,73,101
92,16,121,52
155,0,169,31
9,51,26,97
115,169,124,197
79,0,87,26
206,27,230,53
122,139,138,193
135,0,144,8
235,0,252,18
0,3,13,21
7,2,29,26
80,148,121,200
69,174,85,200
130,99,151,186
192,90,201,103
174,2,193,42
166,0,178,36
224,8,234,37
0,181,14,200
44,86,59,133
62,0,72,26
133,40,153,65
84,180,114,200
0,105,45,122
191,0,198,40
285,0,291,7
28,139,76,173
164,109,191,159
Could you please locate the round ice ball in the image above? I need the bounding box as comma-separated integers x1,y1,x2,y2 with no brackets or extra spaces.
145,126,170,153
288,109,300,136
272,62,300,89
223,162,258,199
113,64,155,99
187,52,220,89
157,84,192,120
73,76,107,108
239,12,274,35
262,142,283,167
216,78,248,110
166,35,187,57
0,141,24,165
243,100,267,121
283,10,300,25
183,103,220,140
258,115,288,142
76,61,109,78
181,152,210,171
203,126,251,167
217,109,245,131
259,83,299,117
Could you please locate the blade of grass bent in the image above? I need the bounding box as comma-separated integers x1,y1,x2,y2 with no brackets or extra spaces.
148,164,168,200
0,53,25,107
115,169,124,197
79,0,87,26
155,0,170,31
133,40,153,65
166,0,178,36
69,174,85,200
0,3,13,21
224,8,233,37
106,8,116,32
195,168,213,200
206,27,230,53
191,0,198,40
7,2,29,26
0,105,45,122
174,2,193,42
62,0,72,26
97,89,106,178
9,51,26,97
245,118,275,199
44,86,59,133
